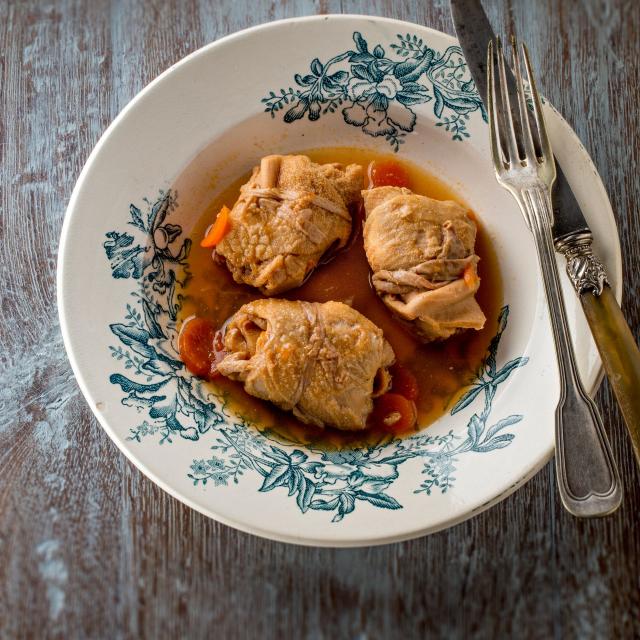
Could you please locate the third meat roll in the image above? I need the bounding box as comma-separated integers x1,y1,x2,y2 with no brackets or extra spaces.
216,299,395,431
362,186,486,342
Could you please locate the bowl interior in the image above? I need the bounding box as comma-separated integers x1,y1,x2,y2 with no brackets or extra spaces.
163,111,541,447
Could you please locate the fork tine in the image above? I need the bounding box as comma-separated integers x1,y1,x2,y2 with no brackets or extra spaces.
487,40,505,172
511,36,537,163
522,42,553,162
496,38,520,164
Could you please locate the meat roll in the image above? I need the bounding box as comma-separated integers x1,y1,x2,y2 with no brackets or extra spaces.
362,186,486,342
216,154,363,295
217,299,395,430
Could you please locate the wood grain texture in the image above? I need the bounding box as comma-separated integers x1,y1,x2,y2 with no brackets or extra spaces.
0,0,639,638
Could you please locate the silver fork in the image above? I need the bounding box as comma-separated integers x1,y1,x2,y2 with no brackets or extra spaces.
487,38,622,517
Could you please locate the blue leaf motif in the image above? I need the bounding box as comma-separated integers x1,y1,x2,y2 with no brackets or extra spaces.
484,415,523,441
263,446,293,465
141,358,173,376
295,73,316,86
185,391,225,435
287,468,301,496
433,86,445,117
301,461,323,474
289,449,308,465
441,96,478,112
332,493,356,522
394,49,434,82
396,92,430,107
497,306,510,332
142,298,165,339
400,81,428,93
493,357,529,384
109,373,166,394
110,324,156,360
148,191,173,230
467,414,483,443
353,31,368,53
310,58,323,76
103,232,145,279
356,491,402,510
474,434,515,452
111,323,150,346
352,64,374,82
149,396,178,421
128,204,146,232
329,70,349,83
296,477,316,513
311,498,340,511
451,384,485,415
349,52,374,64
367,60,385,83
259,464,291,492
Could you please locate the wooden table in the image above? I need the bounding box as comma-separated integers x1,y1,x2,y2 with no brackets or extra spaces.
1,1,638,637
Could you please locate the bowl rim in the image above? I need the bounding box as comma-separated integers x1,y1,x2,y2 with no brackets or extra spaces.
57,14,622,547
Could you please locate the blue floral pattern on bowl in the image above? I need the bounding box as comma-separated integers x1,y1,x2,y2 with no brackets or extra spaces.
262,32,486,151
104,191,528,522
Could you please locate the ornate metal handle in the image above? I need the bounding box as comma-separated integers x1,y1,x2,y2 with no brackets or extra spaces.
555,231,608,295
519,187,622,517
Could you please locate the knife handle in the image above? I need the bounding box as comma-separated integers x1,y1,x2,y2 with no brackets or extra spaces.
581,286,640,467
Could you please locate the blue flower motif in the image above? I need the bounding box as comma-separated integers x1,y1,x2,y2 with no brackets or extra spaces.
263,31,484,150
138,421,152,436
210,472,228,486
207,457,224,470
348,73,402,101
191,459,208,475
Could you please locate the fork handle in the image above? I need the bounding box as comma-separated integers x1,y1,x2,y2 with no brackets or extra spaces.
581,287,640,466
522,187,622,517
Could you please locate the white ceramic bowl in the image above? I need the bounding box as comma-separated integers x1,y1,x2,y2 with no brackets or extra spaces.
58,15,621,546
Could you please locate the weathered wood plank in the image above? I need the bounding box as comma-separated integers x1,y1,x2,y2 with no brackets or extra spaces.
0,1,638,638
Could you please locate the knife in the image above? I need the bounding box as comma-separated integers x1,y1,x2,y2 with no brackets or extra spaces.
450,0,640,469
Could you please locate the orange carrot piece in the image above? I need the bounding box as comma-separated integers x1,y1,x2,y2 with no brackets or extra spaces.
390,363,419,401
201,206,231,247
464,263,479,289
367,160,411,189
371,393,417,433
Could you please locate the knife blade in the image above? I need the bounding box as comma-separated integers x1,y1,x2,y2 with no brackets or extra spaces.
450,0,590,241
451,0,640,470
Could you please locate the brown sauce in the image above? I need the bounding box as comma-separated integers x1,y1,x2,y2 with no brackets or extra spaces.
176,147,503,448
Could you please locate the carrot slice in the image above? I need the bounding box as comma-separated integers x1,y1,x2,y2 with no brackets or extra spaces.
367,160,412,189
463,263,479,289
201,206,231,247
371,393,417,433
179,317,226,380
390,363,419,401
